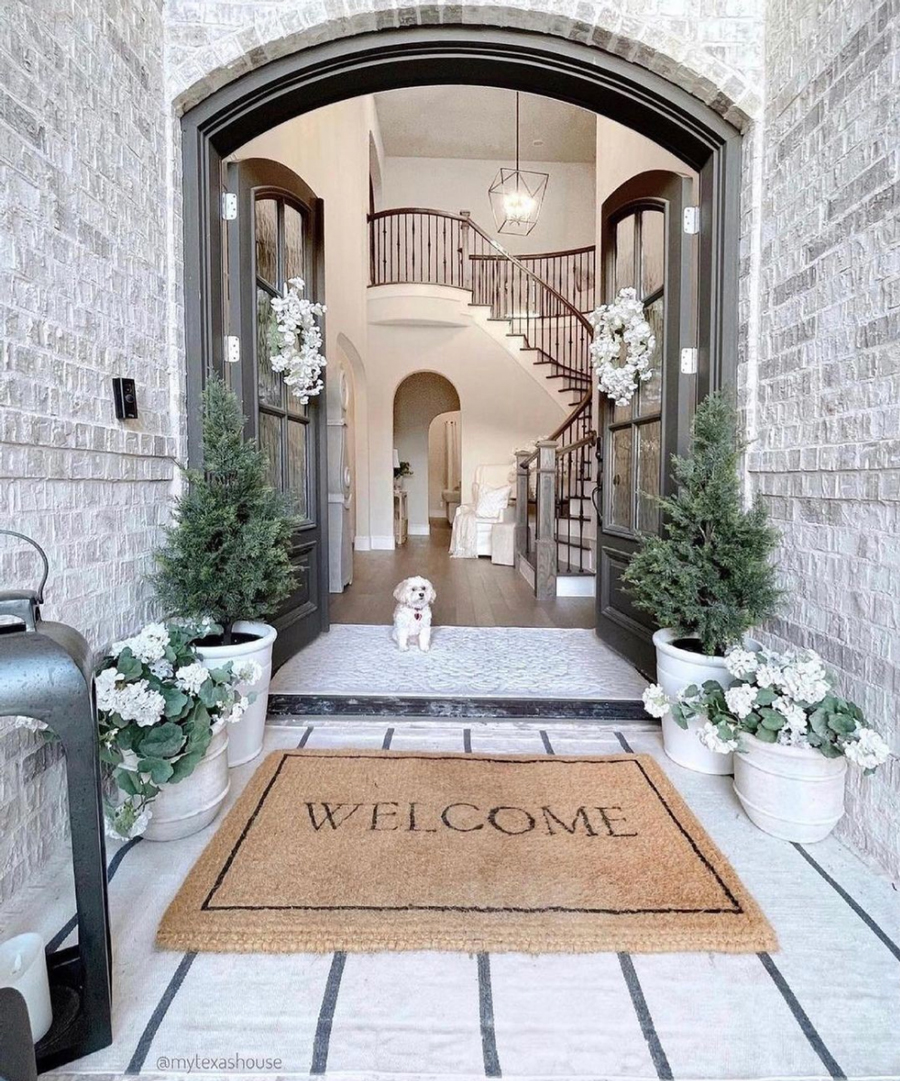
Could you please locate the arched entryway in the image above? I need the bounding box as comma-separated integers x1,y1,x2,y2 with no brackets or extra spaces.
181,25,743,668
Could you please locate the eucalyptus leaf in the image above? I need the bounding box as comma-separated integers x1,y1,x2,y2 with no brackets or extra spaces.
138,757,175,785
138,721,186,760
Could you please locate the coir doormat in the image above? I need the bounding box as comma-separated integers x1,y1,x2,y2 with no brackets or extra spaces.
157,750,776,954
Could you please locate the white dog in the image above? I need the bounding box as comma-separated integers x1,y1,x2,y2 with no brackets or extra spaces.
391,576,436,652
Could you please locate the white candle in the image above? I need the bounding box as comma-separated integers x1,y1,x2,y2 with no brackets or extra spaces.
0,933,53,1042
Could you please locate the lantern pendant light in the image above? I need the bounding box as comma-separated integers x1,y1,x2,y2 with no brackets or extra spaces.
488,92,549,237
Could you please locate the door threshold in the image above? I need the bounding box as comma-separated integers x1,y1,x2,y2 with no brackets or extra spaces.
268,694,648,720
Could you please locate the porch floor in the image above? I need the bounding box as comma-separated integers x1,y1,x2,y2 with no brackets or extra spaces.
270,625,648,699
6,718,899,1081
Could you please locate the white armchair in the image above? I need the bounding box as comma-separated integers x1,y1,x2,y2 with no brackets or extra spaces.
449,462,516,559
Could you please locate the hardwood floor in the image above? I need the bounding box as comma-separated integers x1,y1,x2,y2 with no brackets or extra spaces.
330,519,596,628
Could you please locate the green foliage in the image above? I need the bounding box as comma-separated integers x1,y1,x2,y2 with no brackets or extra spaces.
152,377,296,641
98,621,250,839
623,391,781,656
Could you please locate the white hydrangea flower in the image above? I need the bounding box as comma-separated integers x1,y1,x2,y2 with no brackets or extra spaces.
106,805,153,841
269,278,327,403
149,658,174,680
754,663,782,689
175,662,210,696
697,721,739,755
725,683,758,720
588,288,656,407
224,695,250,724
773,696,808,732
642,683,670,719
111,622,169,664
779,650,830,704
724,648,758,679
233,659,262,686
843,728,891,771
96,671,165,727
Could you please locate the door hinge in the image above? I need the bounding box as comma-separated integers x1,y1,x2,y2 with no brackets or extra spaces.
683,206,700,234
680,347,698,374
225,335,241,364
222,192,238,221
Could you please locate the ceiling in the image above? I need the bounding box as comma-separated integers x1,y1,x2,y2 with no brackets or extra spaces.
373,87,596,163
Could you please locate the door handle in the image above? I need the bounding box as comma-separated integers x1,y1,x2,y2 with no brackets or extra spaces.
590,484,602,524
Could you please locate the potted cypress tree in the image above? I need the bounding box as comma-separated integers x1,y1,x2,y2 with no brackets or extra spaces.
153,377,295,767
625,392,781,774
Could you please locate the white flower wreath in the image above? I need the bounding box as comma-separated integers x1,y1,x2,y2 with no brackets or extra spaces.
268,277,327,404
587,287,657,407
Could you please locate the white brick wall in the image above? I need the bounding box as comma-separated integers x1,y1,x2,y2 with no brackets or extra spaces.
748,0,900,877
1,0,898,906
0,0,178,904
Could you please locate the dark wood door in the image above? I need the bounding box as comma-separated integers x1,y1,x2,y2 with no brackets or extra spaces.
594,170,695,676
226,158,329,667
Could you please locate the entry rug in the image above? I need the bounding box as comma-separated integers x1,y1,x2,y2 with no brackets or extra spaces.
157,750,776,954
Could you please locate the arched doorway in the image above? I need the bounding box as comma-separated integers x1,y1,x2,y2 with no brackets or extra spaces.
181,26,742,666
393,372,461,538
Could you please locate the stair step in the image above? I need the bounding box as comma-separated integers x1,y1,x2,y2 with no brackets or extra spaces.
557,563,595,577
556,540,595,573
555,533,592,551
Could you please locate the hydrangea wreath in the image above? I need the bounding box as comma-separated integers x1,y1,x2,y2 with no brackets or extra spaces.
97,621,261,839
642,647,891,772
587,287,657,407
267,276,327,404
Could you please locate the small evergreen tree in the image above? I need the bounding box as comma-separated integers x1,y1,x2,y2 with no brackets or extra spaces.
623,391,781,656
153,377,295,644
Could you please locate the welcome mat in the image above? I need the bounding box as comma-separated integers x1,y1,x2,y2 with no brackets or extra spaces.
157,750,776,954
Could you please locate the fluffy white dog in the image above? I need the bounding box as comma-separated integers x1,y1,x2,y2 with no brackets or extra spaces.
391,576,436,652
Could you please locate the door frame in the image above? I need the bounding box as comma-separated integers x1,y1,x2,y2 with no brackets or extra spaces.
180,26,742,667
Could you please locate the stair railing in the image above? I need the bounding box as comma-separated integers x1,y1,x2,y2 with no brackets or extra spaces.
369,207,597,584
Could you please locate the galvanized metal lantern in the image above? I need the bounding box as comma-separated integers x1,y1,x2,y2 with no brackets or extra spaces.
0,532,112,1072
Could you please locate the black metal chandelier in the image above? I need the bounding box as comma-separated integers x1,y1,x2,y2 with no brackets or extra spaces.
488,93,549,236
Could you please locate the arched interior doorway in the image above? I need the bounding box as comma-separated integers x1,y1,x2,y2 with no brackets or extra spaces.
181,25,742,667
393,372,461,537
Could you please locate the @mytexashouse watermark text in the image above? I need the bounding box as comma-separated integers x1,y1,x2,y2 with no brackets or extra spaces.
156,1054,283,1073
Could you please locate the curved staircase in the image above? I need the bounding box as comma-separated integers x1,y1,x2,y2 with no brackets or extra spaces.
369,207,597,597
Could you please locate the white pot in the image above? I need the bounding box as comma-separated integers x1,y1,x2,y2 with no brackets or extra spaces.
653,628,760,776
733,733,847,843
195,620,276,767
125,718,231,842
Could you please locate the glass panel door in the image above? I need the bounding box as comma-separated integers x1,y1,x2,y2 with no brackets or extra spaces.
254,194,312,521
227,157,327,666
594,170,694,675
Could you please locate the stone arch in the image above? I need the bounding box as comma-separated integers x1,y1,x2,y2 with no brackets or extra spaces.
169,3,758,128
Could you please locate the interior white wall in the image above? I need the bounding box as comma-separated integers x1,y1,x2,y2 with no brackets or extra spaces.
393,375,461,533
595,115,695,208
428,410,461,517
368,316,564,544
381,156,596,255
235,96,384,549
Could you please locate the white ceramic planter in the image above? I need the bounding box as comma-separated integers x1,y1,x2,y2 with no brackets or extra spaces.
652,628,759,776
733,733,847,843
123,718,230,842
195,620,276,767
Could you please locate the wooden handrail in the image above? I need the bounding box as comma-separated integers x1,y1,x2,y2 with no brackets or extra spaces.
367,208,594,334
556,431,596,457
472,243,595,261
548,389,591,442
461,216,594,336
